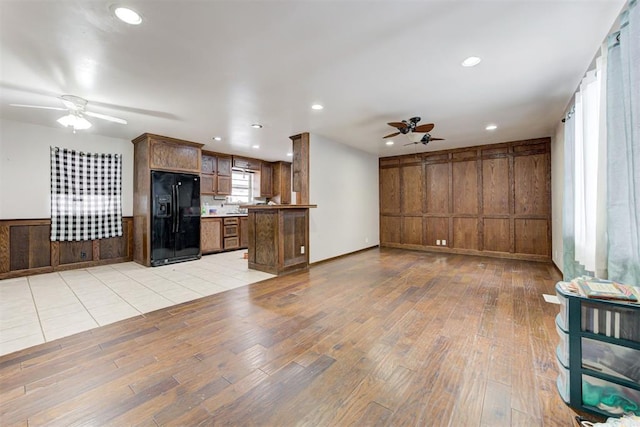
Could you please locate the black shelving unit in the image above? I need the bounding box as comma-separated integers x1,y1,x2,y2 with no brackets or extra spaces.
555,282,640,418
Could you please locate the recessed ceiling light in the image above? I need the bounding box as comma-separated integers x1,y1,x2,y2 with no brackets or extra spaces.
311,104,324,110
385,141,394,146
485,124,498,131
251,123,263,129
286,152,293,157
213,136,222,141
252,145,260,149
114,7,142,25
462,56,481,67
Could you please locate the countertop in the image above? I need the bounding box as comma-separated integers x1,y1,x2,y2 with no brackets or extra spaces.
241,204,317,210
201,213,248,218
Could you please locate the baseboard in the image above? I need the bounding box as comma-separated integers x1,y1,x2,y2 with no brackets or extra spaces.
309,245,380,267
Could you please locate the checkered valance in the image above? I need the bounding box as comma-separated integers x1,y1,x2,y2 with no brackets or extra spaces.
50,147,123,241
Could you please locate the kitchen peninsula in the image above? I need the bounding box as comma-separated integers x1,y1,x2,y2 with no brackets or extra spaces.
244,204,316,275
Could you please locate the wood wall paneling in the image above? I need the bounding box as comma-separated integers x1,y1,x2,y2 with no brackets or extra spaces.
483,218,511,253
380,216,401,245
379,167,400,214
379,139,551,261
515,219,549,256
482,157,510,215
452,160,478,214
425,217,448,247
99,229,128,260
0,225,9,273
425,163,449,214
0,218,133,279
453,217,479,250
9,226,29,271
401,216,423,245
514,153,550,215
59,240,94,265
401,165,423,215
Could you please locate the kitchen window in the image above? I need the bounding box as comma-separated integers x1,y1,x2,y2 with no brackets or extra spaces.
228,169,255,204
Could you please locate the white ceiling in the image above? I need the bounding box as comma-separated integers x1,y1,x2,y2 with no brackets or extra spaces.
0,0,626,161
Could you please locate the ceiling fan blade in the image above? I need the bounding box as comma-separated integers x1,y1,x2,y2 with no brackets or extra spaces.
383,132,400,138
403,142,417,146
413,123,435,133
85,111,128,124
387,122,406,129
429,137,445,141
9,104,66,111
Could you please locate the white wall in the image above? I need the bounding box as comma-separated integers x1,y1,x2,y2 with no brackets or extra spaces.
0,119,134,219
309,134,379,263
551,122,564,272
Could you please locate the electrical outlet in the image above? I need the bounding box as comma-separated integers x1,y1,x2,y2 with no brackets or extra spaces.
300,246,305,254
80,251,86,259
442,239,447,246
436,240,441,246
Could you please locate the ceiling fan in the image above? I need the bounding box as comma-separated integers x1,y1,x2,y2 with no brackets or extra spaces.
383,116,445,145
10,94,127,132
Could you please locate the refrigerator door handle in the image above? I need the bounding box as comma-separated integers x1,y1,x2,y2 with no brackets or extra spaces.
171,184,177,233
175,185,180,233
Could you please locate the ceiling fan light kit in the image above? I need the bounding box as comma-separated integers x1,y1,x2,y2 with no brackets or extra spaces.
384,116,445,146
10,94,127,132
57,114,92,130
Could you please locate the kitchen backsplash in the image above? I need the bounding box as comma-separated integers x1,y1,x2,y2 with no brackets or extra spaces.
201,195,264,215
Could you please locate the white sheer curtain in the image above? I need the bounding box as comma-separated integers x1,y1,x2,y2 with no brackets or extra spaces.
572,59,606,274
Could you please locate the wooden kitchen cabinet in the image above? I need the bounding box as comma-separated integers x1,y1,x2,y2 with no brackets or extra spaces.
132,133,202,174
223,217,240,250
201,218,222,254
201,151,231,196
260,161,273,197
233,156,261,171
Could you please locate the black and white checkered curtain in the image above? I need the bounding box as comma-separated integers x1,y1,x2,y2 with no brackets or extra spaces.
50,147,123,241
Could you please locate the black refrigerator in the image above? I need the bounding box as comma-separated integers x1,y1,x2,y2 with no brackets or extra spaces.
151,170,201,266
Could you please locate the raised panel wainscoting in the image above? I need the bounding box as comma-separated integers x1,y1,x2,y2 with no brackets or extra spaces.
0,218,134,279
379,138,551,261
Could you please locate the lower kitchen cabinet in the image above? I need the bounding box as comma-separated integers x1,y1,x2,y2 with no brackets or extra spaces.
201,218,222,254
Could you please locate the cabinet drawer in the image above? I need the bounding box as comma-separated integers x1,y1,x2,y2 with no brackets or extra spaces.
223,224,238,237
582,375,640,415
224,237,239,250
223,217,239,225
582,338,640,384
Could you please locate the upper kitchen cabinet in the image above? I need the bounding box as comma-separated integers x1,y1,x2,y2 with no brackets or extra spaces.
260,161,273,198
201,151,232,196
217,155,232,195
271,161,292,204
132,133,202,174
232,156,261,171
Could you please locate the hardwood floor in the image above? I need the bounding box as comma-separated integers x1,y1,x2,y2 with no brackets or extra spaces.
0,248,583,426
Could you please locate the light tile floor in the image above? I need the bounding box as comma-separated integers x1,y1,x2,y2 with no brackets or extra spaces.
0,250,274,357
